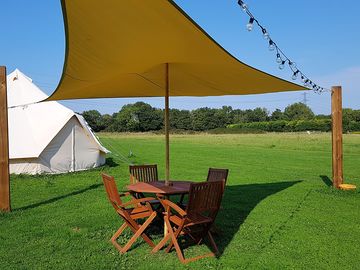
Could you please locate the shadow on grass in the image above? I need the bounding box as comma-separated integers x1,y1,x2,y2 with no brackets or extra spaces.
105,157,119,168
14,183,103,212
214,180,302,256
320,175,332,187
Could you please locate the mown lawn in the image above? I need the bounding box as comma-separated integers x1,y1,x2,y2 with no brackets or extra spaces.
1,133,359,269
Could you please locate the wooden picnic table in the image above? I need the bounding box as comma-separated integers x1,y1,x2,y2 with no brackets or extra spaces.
127,180,193,236
127,180,193,196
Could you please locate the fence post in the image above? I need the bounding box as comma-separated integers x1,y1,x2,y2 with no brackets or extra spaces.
331,86,343,189
0,66,10,211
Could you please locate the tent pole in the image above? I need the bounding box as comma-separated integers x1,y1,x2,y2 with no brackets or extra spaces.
164,63,170,185
0,66,10,212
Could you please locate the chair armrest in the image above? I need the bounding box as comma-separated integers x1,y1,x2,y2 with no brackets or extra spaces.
119,191,131,197
162,199,187,217
120,197,156,208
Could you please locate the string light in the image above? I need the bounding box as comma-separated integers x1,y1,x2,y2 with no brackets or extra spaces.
279,60,286,70
237,0,329,93
268,40,275,51
246,18,254,31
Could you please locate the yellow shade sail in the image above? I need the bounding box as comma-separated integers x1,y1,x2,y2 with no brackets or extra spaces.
48,0,306,101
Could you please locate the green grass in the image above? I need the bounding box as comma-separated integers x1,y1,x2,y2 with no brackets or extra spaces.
1,133,359,269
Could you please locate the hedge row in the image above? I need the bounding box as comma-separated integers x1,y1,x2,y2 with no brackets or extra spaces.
227,119,360,132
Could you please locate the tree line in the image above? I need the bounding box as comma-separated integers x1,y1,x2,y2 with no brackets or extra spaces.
81,102,360,133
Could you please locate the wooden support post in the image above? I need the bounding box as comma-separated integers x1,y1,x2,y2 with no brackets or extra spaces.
331,86,343,189
0,66,10,212
164,63,170,185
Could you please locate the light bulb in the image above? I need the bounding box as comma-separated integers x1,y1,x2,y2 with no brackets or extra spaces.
276,53,282,63
263,32,270,40
279,60,285,70
262,29,270,40
289,61,297,70
238,1,247,11
304,79,309,86
240,2,247,11
246,18,254,31
301,75,305,83
268,40,275,51
292,71,299,80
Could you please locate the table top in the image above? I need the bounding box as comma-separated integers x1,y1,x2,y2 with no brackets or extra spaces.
127,180,193,195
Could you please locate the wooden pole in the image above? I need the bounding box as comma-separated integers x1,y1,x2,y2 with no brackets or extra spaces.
0,66,10,212
331,86,343,188
164,63,170,185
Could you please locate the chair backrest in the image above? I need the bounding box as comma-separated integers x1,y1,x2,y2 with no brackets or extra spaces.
207,168,229,184
101,173,122,211
129,164,158,184
186,180,225,220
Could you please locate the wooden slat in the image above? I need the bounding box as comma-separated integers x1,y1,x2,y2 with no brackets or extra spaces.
331,86,343,188
0,66,10,211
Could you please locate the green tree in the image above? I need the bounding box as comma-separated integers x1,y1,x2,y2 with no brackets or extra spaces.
214,106,234,126
82,110,104,132
246,107,269,122
190,107,219,131
270,109,285,121
113,102,163,132
284,102,314,120
232,109,248,123
169,109,191,130
101,114,114,131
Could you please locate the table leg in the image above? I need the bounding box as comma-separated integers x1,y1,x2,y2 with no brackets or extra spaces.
157,193,169,237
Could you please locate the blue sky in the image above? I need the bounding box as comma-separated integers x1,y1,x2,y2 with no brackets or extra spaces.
1,0,359,115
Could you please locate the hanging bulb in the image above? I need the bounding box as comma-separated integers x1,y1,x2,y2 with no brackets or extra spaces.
262,29,270,40
238,0,248,11
289,61,297,70
292,70,299,80
279,60,285,70
304,79,309,86
301,75,306,83
276,53,282,63
246,18,254,31
268,40,275,51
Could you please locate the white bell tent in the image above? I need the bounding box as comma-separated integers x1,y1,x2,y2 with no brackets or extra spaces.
7,69,109,174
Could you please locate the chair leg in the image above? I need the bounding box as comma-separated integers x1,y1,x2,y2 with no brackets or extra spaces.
166,219,186,263
207,231,219,255
121,212,157,253
151,233,171,253
110,223,128,253
165,224,183,253
111,212,156,254
127,216,156,248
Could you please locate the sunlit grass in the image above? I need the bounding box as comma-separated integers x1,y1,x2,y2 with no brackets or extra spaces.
1,133,359,269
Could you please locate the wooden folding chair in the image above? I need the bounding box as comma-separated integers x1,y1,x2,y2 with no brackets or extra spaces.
179,168,229,207
207,168,229,183
152,180,225,264
129,164,162,208
129,164,158,184
101,173,157,253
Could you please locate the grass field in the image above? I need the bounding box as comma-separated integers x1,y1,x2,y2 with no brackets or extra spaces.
1,133,359,269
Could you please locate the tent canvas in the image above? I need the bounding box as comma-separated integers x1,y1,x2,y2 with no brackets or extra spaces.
7,69,109,174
